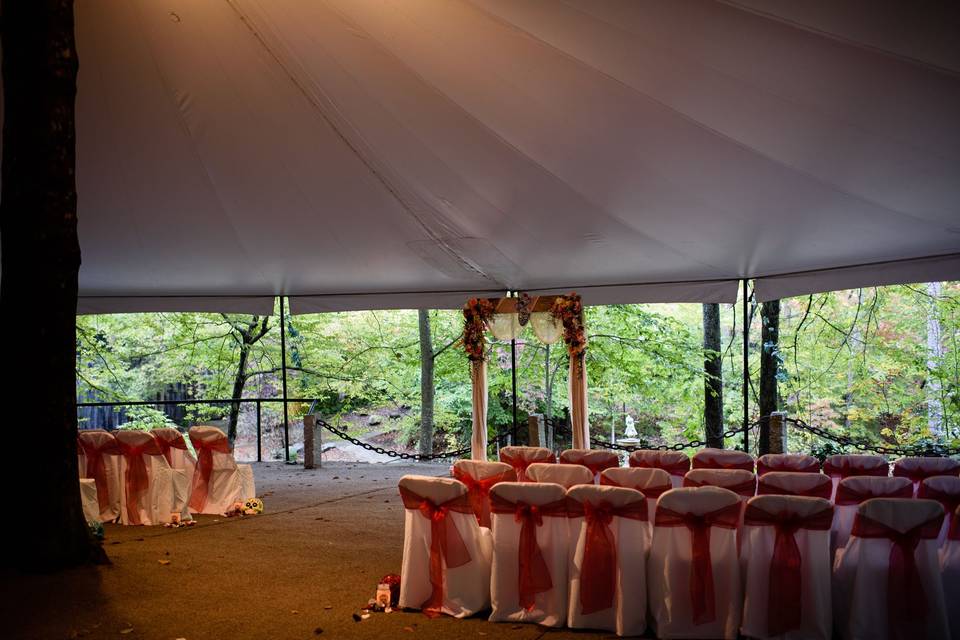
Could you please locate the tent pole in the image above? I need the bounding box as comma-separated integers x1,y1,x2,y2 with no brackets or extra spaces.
280,295,290,462
742,280,749,452
511,336,518,443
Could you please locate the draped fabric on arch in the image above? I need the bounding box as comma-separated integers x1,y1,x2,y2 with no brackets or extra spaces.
462,293,589,458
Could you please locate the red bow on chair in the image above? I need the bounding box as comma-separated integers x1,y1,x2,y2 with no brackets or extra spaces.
78,435,121,514
567,499,647,615
499,451,555,482
744,505,833,636
655,501,741,625
835,482,912,505
490,495,567,610
152,430,188,468
188,434,231,512
635,458,690,478
851,512,944,640
117,437,163,525
399,487,474,617
453,467,514,528
917,484,960,520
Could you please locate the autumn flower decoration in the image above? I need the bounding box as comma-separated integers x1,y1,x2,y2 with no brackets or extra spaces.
550,293,586,367
462,297,495,361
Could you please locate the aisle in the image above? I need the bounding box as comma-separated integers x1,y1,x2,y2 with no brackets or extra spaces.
2,462,614,640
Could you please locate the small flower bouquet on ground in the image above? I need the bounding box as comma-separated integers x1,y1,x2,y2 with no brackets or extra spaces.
224,497,264,517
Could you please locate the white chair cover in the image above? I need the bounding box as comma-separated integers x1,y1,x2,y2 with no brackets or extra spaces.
757,471,832,499
692,448,755,472
151,427,196,520
940,506,960,640
79,479,100,523
683,468,757,498
77,430,122,522
740,495,834,640
566,484,648,636
832,476,913,556
499,446,555,482
601,467,672,536
451,460,516,528
629,450,690,488
648,487,742,639
398,475,492,617
834,498,949,640
893,457,960,496
188,425,256,514
488,482,569,627
559,449,620,483
918,476,960,547
823,454,889,500
526,462,592,489
756,453,820,476
115,430,187,526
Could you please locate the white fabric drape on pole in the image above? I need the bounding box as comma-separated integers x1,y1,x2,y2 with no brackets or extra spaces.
471,359,488,460
569,356,589,449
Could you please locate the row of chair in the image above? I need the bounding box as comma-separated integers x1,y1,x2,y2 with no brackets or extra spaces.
77,426,255,525
497,445,960,494
398,472,960,639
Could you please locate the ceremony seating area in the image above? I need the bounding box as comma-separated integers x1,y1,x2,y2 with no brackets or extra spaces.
401,448,960,639
77,426,256,525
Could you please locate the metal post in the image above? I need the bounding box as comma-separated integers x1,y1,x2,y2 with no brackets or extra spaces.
742,279,750,452
256,400,262,462
510,336,518,443
280,296,290,462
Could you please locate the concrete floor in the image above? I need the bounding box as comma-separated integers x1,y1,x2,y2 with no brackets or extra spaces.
2,462,623,640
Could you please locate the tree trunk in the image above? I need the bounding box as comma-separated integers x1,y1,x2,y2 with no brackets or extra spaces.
758,300,782,454
418,310,434,456
544,344,553,448
1,0,104,568
702,303,724,448
926,282,944,436
228,344,250,443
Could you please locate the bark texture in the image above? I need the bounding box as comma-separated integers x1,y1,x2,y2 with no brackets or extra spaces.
702,304,724,448
758,300,782,454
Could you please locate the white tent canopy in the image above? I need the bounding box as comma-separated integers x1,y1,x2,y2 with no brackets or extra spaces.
61,0,960,314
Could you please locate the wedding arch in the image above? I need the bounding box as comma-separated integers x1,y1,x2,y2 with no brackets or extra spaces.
461,292,588,460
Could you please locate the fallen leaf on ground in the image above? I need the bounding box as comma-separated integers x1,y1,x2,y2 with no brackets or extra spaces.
120,627,134,634
403,627,414,633
158,559,171,565
291,610,299,615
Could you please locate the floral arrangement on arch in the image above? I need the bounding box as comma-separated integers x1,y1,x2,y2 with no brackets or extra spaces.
462,297,495,361
550,293,586,366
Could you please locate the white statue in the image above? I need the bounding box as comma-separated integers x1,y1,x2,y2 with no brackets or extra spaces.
624,414,637,438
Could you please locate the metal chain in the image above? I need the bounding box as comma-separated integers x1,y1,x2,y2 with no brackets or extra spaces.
317,419,510,461
590,426,745,453
774,416,960,457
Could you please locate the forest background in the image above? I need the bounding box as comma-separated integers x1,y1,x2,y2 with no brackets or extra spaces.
76,282,960,461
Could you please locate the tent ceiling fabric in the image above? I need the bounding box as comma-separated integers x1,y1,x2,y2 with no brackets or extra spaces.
64,0,960,313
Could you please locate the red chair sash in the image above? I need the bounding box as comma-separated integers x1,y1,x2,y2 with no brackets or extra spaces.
117,437,163,525
684,475,756,498
188,435,232,512
452,467,514,528
500,451,555,482
757,479,831,499
399,487,474,617
693,456,754,472
655,501,741,625
630,457,690,477
916,484,960,519
823,459,888,479
757,459,820,476
893,464,960,484
567,498,647,615
743,505,833,636
152,430,188,467
78,435,121,513
599,476,672,500
835,483,913,506
562,452,619,478
490,494,567,610
851,513,943,640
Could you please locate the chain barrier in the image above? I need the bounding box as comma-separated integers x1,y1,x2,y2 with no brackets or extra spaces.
316,418,511,462
590,426,746,453
773,415,960,458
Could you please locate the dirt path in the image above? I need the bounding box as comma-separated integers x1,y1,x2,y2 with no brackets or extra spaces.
2,462,614,640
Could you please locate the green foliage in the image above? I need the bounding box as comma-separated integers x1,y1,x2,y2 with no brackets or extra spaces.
117,406,175,431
